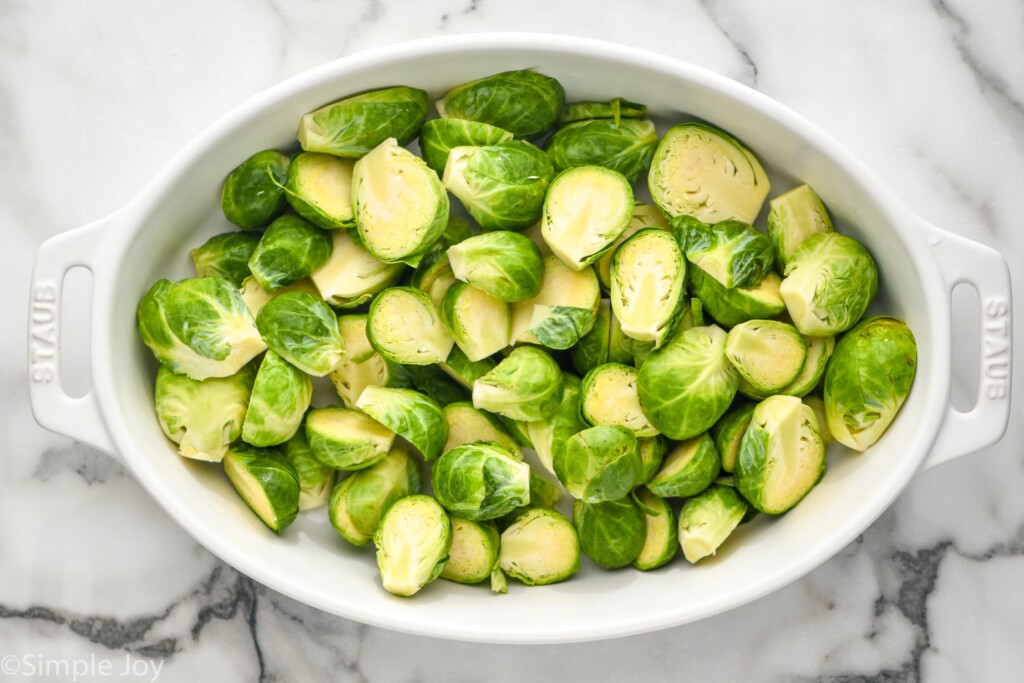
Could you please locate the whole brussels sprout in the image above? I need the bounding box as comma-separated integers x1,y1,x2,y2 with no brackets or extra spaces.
190,231,261,287
255,291,345,377
432,442,531,521
525,374,587,476
766,184,834,272
241,350,313,447
309,229,405,309
374,494,452,597
545,118,658,184
554,425,643,503
367,287,454,365
281,152,356,229
596,203,671,291
447,231,545,303
559,98,646,124
511,254,601,350
442,402,522,459
542,166,633,271
355,386,448,462
500,507,580,586
573,497,646,569
647,432,721,498
710,400,756,473
689,267,786,328
725,320,808,396
436,70,565,140
675,218,773,290
221,150,290,229
632,487,678,570
282,423,335,511
223,444,300,533
328,445,420,546
440,518,502,585
610,228,686,348
305,405,395,470
298,86,428,158
419,118,514,175
248,215,333,292
441,282,511,362
472,346,564,421
677,484,749,563
580,363,658,437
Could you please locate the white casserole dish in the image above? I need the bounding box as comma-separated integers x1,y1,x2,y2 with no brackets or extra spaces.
28,34,1012,643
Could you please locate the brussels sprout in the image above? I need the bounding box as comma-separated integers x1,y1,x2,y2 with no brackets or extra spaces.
780,232,879,336
241,350,313,447
154,364,256,462
676,218,773,290
355,386,447,461
545,118,657,184
632,487,678,570
596,203,671,291
804,395,833,446
374,494,452,597
542,166,633,271
447,231,544,303
337,314,374,363
439,345,498,390
710,400,756,473
433,442,531,521
223,444,300,533
689,267,786,328
677,484,749,563
638,436,668,484
554,425,643,503
388,363,470,406
499,507,580,585
191,231,261,287
559,98,647,124
780,334,835,398
256,291,345,376
573,497,646,569
736,395,826,514
367,287,454,365
527,472,563,510
511,255,601,349
472,346,563,421
637,325,739,440
328,445,420,546
725,320,808,396
610,228,686,348
443,141,555,232
309,229,404,308
419,118,515,175
221,150,290,230
352,138,449,265
410,251,458,309
305,406,394,470
440,518,501,585
525,374,586,475
138,278,266,380
238,275,319,318
442,402,522,458
298,86,428,158
436,70,564,141
521,220,553,257
767,184,834,271
281,152,357,229
570,300,635,375
441,282,511,362
499,414,535,451
580,363,659,437
647,432,721,498
825,316,917,451
247,216,332,292
328,351,393,408
282,425,335,511
648,123,770,224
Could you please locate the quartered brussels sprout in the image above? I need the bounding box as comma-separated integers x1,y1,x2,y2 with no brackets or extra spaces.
525,374,586,475
580,363,659,437
499,507,580,586
570,300,635,375
439,345,498,390
305,405,395,470
440,518,501,585
328,349,392,408
779,334,834,398
554,425,643,503
282,424,335,511
337,314,375,363
689,267,786,328
545,118,658,184
710,400,756,473
374,494,452,597
511,255,601,350
310,228,405,308
282,152,356,229
356,386,448,462
441,282,511,362
736,395,826,514
637,325,739,440
632,487,678,570
675,218,773,290
432,442,531,521
442,402,522,458
352,138,449,265
678,484,749,563
328,445,420,546
648,123,770,224
138,278,266,380
221,150,290,229
610,228,686,348
542,166,633,271
725,320,808,397
191,231,260,287
596,203,671,291
767,184,834,271
256,291,345,376
780,232,878,336
638,435,668,484
825,316,917,451
154,364,255,462
367,287,454,365
238,275,319,318
419,118,514,175
410,250,458,309
573,497,646,569
472,346,563,421
559,98,647,124
241,350,313,447
436,70,565,141
447,231,544,303
298,86,428,158
443,141,555,231
223,444,300,533
248,215,332,292
647,432,721,498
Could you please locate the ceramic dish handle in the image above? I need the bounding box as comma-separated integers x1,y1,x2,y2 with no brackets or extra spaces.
920,221,1012,470
29,216,119,461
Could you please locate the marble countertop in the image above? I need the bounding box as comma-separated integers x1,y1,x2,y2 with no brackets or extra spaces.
6,0,1023,680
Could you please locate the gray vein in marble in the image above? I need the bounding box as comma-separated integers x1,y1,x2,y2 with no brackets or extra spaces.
439,0,480,27
32,443,125,484
696,0,758,86
912,147,1000,234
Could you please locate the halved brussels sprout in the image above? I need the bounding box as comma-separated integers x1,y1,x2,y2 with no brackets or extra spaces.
436,70,564,141
154,363,256,462
309,229,404,308
559,98,647,124
221,150,290,230
676,218,773,290
825,316,917,451
804,396,833,446
573,497,646,569
636,325,739,440
632,487,678,570
736,395,826,514
648,123,770,224
516,375,579,476
305,405,394,470
647,432,721,498
610,228,686,348
499,507,580,586
725,320,808,396
638,436,668,484
238,275,319,318
328,445,420,546
410,250,458,309
767,184,834,271
689,267,786,328
298,86,428,158
282,424,335,511
439,345,498,390
223,444,300,533
554,425,643,503
710,400,756,473
256,291,345,377
780,232,878,336
441,282,511,362
432,442,531,521
596,203,670,291
440,518,501,585
191,232,260,287
442,402,522,458
374,494,452,597
355,386,448,462
447,231,544,303
678,484,749,563
352,138,449,265
241,350,313,447
580,363,659,437
337,314,375,363
545,118,658,184
443,141,555,231
780,334,835,398
247,215,333,292
282,152,357,229
511,255,601,350
138,278,266,380
367,287,454,365
419,118,515,175
472,346,564,421
542,166,633,271
570,300,635,375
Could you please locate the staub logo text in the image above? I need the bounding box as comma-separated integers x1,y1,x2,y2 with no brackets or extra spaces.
30,281,58,383
983,296,1010,400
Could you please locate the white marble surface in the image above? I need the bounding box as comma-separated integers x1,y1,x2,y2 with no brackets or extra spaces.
6,0,1023,681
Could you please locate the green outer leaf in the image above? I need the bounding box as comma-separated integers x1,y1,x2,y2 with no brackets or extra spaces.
545,118,658,184
356,386,448,461
298,86,428,158
373,494,452,597
328,446,421,546
472,346,564,421
572,497,646,569
242,350,313,447
256,291,345,377
221,150,290,230
387,363,470,406
223,443,300,533
554,425,642,503
190,232,261,287
447,231,544,303
248,215,333,293
437,70,565,140
432,442,531,521
525,374,586,475
527,305,594,350
689,267,786,328
674,218,773,290
419,118,514,175
559,98,647,124
710,400,756,473
440,346,498,390
571,299,613,375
